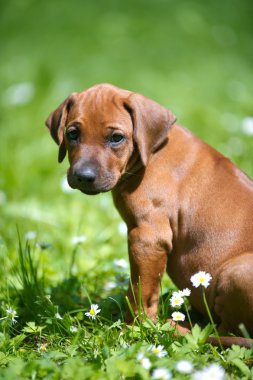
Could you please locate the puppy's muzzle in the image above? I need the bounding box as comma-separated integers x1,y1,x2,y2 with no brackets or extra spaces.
68,161,117,195
68,163,98,194
74,166,97,185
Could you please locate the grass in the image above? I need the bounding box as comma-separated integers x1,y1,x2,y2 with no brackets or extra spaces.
1,0,253,378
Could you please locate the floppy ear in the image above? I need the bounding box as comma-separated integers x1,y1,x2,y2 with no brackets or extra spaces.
123,93,176,166
45,94,75,163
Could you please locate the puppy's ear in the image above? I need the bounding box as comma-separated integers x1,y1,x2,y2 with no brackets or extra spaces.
45,94,76,163
124,93,176,166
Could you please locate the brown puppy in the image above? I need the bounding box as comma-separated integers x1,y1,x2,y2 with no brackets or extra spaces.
46,83,253,342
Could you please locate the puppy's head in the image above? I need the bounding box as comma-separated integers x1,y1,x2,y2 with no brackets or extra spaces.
46,84,176,195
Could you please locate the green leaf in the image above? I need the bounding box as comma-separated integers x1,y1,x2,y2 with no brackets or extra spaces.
65,345,79,357
160,322,174,332
0,352,9,366
184,334,199,349
22,321,46,334
230,358,251,376
47,350,68,360
106,357,145,378
108,319,123,330
185,323,214,347
227,345,248,360
142,319,156,330
191,324,202,340
198,324,214,343
8,334,26,350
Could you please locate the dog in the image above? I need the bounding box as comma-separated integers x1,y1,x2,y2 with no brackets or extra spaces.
46,83,253,346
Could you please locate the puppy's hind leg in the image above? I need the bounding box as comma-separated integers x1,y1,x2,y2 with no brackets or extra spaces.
214,253,253,336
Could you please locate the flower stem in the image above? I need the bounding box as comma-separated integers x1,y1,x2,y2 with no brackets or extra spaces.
184,303,193,329
202,287,223,351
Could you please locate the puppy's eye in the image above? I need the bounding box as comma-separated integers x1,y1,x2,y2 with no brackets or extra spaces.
109,134,125,145
66,127,79,141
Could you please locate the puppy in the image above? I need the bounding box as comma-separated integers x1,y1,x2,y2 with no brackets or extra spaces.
46,83,253,344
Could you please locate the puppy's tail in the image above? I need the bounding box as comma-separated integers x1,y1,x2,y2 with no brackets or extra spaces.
172,321,253,348
207,336,253,348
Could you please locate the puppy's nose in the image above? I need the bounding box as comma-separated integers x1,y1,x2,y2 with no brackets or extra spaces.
74,167,97,184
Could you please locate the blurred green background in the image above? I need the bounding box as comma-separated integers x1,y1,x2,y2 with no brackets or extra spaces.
0,0,253,279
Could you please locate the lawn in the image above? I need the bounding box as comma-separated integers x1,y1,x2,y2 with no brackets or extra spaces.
0,0,253,378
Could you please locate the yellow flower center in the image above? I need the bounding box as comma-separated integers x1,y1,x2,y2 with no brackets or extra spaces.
199,278,204,283
41,345,46,351
153,348,159,353
90,309,95,315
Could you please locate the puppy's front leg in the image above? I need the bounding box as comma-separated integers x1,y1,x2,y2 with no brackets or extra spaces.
125,224,171,323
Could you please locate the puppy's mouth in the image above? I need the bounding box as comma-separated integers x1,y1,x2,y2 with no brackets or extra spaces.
67,170,118,195
79,186,111,195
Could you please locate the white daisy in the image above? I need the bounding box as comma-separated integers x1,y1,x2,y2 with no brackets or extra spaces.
152,368,172,380
241,117,253,136
192,363,225,380
118,222,128,235
176,360,193,374
71,235,87,245
85,304,101,320
5,306,18,324
190,271,212,288
104,281,117,291
170,293,184,308
149,344,167,358
37,343,47,354
25,231,37,241
178,288,191,297
113,258,128,271
171,311,185,322
136,352,151,370
70,326,78,333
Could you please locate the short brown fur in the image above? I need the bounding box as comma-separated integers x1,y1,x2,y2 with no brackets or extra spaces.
46,84,253,347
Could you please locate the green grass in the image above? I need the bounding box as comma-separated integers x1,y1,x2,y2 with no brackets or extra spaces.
1,0,253,378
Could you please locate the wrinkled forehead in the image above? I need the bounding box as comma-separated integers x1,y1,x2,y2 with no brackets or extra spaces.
68,85,131,126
